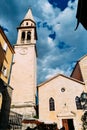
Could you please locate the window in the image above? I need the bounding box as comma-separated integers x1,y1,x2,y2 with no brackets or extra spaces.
75,96,82,109
49,97,55,111
61,88,65,92
26,22,28,25
1,66,8,77
31,23,33,26
21,31,25,41
27,31,31,40
0,63,3,71
3,42,8,52
0,93,2,110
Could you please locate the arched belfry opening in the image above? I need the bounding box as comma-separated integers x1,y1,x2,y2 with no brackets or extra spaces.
21,31,25,41
27,31,31,41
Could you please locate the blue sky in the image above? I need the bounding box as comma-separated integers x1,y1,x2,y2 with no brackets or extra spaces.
0,0,87,84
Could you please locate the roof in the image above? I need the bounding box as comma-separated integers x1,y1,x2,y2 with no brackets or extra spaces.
22,118,43,125
23,8,35,22
22,118,55,125
78,54,87,62
70,54,87,77
38,73,85,88
0,26,15,53
19,8,36,25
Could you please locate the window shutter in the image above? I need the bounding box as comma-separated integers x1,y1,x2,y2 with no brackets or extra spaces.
3,42,8,51
2,66,8,77
3,68,8,77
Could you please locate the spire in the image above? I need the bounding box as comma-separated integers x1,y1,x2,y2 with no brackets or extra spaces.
23,9,35,22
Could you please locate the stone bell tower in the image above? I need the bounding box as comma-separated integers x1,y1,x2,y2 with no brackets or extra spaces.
10,9,37,117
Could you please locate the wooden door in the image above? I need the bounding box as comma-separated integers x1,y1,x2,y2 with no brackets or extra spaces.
62,119,69,130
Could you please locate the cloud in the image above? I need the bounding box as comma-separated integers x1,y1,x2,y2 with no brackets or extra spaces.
0,25,8,32
48,0,69,10
37,0,87,84
57,42,70,49
1,0,87,84
49,31,56,40
45,68,64,80
47,0,76,11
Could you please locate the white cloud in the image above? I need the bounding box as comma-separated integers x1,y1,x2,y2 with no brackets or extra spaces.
37,0,87,83
45,68,64,80
36,0,60,21
1,0,87,84
47,37,55,48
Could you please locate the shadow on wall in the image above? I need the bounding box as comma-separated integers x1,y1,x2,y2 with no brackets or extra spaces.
0,79,12,129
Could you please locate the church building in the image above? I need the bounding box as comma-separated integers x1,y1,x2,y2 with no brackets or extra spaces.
38,55,87,130
10,9,37,119
9,9,87,130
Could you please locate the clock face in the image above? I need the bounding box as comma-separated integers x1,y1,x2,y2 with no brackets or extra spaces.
19,48,28,55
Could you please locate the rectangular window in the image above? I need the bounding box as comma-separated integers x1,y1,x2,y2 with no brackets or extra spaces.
0,63,3,71
1,66,8,78
3,42,8,52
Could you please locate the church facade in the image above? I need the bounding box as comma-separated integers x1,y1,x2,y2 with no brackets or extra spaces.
38,56,87,130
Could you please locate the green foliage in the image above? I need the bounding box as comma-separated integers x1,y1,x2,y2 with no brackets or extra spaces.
33,115,39,119
36,123,57,130
81,111,87,130
80,92,87,103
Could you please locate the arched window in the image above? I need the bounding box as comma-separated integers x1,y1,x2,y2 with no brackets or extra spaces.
21,31,25,41
75,96,82,109
27,31,31,40
49,97,55,111
26,22,28,25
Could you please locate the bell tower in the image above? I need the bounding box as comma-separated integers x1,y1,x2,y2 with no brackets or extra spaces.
10,9,37,117
16,9,37,45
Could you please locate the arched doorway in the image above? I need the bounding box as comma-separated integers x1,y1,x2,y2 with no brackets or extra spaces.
62,119,75,130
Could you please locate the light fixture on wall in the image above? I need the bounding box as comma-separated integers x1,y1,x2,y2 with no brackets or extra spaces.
80,92,87,110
